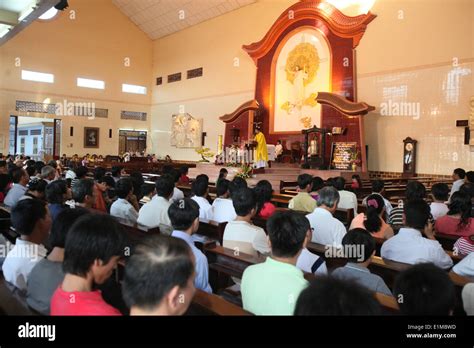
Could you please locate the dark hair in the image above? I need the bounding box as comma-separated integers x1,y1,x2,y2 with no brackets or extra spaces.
466,171,474,184
129,172,145,200
45,180,68,204
297,174,313,190
47,160,57,169
94,167,106,181
115,178,134,199
453,168,466,179
218,168,228,180
394,263,455,315
267,211,308,258
11,199,47,236
48,208,88,249
0,173,11,192
0,160,6,168
371,180,384,193
179,166,189,176
460,183,474,199
404,199,430,230
232,187,256,216
352,174,362,187
342,229,375,262
405,181,426,201
25,159,35,167
122,235,194,311
333,177,346,191
72,179,95,203
431,183,450,201
294,277,381,315
364,194,385,233
111,166,123,178
9,167,26,184
162,165,173,175
216,178,230,197
254,180,273,215
155,176,174,198
63,214,127,277
191,175,209,197
168,198,199,231
311,176,324,192
229,177,247,197
27,178,48,194
26,165,36,177
447,191,472,230
100,175,116,188
141,183,155,197
34,161,45,175
74,166,88,179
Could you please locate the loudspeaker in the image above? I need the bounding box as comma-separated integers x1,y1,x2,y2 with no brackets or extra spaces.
55,0,69,11
69,127,73,136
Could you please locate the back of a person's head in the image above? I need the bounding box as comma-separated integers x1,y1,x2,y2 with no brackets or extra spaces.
218,168,228,179
229,177,248,197
460,182,474,199
155,176,174,198
267,211,308,258
394,263,455,315
25,165,36,177
162,165,173,175
115,178,133,199
232,187,256,216
342,229,375,263
311,176,324,191
141,183,155,197
333,177,346,191
63,214,126,277
216,178,230,197
254,180,273,203
34,161,45,175
466,171,474,184
168,198,199,231
453,168,466,179
372,179,384,193
431,183,450,201
47,160,57,168
111,166,123,177
48,208,88,249
0,173,11,192
72,178,94,203
27,178,48,194
294,277,382,315
9,167,25,184
297,174,312,190
447,191,472,228
179,166,189,175
317,186,340,208
94,167,106,181
406,181,426,201
11,198,47,235
191,176,208,197
403,199,430,230
122,235,194,313
40,165,55,179
100,175,115,188
364,194,385,233
74,166,88,179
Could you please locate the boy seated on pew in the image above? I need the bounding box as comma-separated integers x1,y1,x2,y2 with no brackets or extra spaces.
122,235,196,315
294,276,382,315
138,176,174,235
333,177,358,213
110,178,139,225
241,211,310,315
223,187,270,256
288,174,316,213
2,199,51,292
140,182,156,204
162,166,184,203
27,209,88,314
394,263,455,315
50,214,127,315
211,178,237,223
191,174,213,222
429,182,450,220
169,198,213,293
331,228,392,296
381,200,453,270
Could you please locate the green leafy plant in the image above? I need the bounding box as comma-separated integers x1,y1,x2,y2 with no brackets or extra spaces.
235,163,253,180
195,147,215,163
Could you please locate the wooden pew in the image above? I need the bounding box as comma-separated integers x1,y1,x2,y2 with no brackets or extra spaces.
279,180,298,193
196,221,228,245
186,289,251,316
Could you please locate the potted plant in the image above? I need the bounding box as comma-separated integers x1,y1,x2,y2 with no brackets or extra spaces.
195,147,215,163
235,163,253,180
350,149,361,171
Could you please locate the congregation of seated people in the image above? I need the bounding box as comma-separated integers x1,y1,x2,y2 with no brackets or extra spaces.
0,154,473,316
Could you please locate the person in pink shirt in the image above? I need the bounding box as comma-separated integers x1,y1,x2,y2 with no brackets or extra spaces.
435,191,474,238
51,214,127,316
254,180,276,219
350,194,394,240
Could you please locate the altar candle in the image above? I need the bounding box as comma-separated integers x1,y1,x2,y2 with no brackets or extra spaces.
217,135,223,155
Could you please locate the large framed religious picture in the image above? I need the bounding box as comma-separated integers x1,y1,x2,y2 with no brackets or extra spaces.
270,27,331,134
84,127,99,148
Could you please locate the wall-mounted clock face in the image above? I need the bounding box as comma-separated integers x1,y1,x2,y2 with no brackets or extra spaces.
405,143,413,151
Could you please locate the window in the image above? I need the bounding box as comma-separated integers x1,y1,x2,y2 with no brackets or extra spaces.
77,77,105,90
122,84,147,95
21,70,54,83
33,137,38,155
20,138,25,154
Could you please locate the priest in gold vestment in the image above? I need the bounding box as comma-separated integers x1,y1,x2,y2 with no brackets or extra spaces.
254,128,268,169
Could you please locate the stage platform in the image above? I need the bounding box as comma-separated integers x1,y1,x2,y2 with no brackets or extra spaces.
189,163,368,192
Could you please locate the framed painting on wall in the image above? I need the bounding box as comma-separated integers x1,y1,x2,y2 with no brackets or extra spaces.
84,127,99,148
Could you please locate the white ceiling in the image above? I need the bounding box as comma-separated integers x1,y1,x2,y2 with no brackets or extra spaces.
112,0,257,40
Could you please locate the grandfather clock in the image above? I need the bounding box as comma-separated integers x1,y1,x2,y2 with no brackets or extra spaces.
402,137,417,177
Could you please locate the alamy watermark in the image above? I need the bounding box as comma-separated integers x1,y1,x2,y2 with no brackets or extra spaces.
0,241,41,261
380,100,421,120
324,243,365,262
55,99,96,120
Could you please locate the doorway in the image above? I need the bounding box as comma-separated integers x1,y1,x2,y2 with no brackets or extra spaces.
118,130,147,155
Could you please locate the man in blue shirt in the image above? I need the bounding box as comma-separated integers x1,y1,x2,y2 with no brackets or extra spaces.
169,198,212,293
4,167,29,208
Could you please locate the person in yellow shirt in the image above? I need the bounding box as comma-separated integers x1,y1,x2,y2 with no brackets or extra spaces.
254,128,268,169
289,174,316,213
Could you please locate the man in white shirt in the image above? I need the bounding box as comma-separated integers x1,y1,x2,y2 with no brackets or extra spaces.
452,252,474,279
275,140,283,162
191,175,213,222
212,179,237,223
110,178,139,225
450,168,466,198
2,199,51,291
362,179,393,216
166,169,185,203
334,177,358,213
306,186,346,246
223,187,270,256
138,176,174,235
429,183,450,220
381,200,453,270
4,167,29,208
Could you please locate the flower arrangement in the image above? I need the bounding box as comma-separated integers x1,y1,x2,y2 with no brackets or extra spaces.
195,147,215,163
235,163,253,180
349,148,361,171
